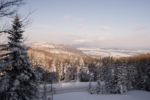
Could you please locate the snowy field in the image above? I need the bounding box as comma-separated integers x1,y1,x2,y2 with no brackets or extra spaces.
39,82,97,94
39,82,150,100
54,91,150,100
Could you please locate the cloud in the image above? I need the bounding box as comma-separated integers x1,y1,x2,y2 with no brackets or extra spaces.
25,22,150,49
72,35,113,48
74,39,93,43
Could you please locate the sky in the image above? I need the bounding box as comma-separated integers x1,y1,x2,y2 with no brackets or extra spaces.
18,0,150,49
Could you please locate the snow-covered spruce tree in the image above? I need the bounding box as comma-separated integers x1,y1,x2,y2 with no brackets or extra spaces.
96,65,107,94
116,64,128,94
0,16,37,100
105,64,117,94
126,64,138,90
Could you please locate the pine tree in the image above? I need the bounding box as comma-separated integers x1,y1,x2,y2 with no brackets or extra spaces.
0,16,37,100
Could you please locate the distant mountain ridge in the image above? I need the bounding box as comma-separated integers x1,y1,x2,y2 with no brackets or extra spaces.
29,42,84,56
28,42,150,58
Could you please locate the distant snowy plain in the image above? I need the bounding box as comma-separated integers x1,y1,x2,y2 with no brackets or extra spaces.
78,48,150,57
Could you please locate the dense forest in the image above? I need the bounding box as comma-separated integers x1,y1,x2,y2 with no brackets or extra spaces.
28,47,150,94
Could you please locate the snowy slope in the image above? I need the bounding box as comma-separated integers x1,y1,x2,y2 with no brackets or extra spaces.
54,91,150,100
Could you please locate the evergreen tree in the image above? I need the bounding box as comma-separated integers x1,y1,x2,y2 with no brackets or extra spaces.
116,64,128,94
0,15,37,100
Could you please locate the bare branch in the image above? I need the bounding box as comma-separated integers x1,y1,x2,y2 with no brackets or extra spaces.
0,0,24,17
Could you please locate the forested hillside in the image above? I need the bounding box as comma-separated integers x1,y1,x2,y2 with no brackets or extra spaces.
27,43,150,94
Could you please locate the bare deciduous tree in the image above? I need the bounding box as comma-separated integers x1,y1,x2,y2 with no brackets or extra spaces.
0,0,24,34
0,0,23,17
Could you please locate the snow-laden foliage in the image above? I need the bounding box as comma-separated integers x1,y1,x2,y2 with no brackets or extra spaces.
93,56,150,94
0,16,37,100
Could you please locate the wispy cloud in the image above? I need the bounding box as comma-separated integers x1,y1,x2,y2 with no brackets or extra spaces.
74,39,93,43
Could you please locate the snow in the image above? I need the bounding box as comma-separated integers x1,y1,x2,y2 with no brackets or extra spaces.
54,91,150,100
39,82,150,100
78,47,150,57
31,42,81,56
48,49,75,55
32,42,55,49
39,82,97,94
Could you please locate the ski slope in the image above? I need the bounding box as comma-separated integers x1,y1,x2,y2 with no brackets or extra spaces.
40,82,150,100
39,82,97,94
39,82,150,100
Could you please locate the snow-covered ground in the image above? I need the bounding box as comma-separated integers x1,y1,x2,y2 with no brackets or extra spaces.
39,82,97,94
39,82,150,100
78,47,150,57
54,91,150,100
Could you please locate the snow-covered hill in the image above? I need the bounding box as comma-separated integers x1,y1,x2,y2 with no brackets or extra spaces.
28,42,150,57
29,42,84,56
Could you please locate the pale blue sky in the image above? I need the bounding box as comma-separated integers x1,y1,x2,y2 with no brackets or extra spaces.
19,0,150,48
